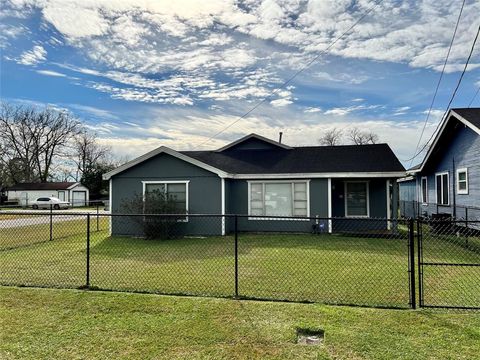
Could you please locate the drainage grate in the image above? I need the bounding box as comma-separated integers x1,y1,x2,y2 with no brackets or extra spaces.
296,328,325,345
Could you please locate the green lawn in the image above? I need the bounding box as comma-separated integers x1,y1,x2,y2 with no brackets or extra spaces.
0,218,478,308
1,287,479,360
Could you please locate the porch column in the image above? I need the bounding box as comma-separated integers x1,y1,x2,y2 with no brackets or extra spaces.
327,178,332,233
386,179,391,230
221,178,226,236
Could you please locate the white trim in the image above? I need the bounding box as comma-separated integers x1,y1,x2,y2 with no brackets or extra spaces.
344,181,370,218
327,178,332,233
216,133,292,152
66,182,82,190
397,176,415,183
408,110,480,174
420,176,428,205
435,172,450,206
247,180,310,220
103,146,229,180
141,180,190,222
386,180,391,230
456,167,469,195
221,178,225,235
233,171,406,179
109,179,112,235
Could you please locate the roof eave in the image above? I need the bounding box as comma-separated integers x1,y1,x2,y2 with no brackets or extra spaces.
103,146,230,180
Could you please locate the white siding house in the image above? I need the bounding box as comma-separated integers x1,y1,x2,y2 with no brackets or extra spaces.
6,182,90,207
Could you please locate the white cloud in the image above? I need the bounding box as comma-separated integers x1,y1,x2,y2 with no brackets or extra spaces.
17,45,46,65
304,107,322,113
36,69,66,77
270,98,293,107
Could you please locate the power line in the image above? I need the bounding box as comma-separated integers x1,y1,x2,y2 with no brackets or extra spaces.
194,0,383,149
403,23,480,164
408,0,466,168
467,86,479,107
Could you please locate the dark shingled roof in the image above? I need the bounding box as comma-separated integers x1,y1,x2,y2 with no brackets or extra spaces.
6,182,77,191
452,108,480,129
181,143,405,174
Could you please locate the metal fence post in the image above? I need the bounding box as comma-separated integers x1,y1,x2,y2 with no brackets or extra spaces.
86,213,90,288
96,203,99,232
49,204,53,241
416,219,423,308
408,218,416,309
234,215,239,298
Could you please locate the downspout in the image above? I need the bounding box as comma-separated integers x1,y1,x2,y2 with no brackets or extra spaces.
452,157,456,219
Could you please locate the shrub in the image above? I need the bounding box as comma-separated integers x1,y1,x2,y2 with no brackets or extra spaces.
120,190,186,239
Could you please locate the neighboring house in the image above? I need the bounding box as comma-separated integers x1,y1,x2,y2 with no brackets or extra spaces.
399,108,480,220
104,133,405,236
6,182,90,207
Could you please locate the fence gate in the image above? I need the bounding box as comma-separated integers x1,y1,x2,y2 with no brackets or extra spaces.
417,219,480,309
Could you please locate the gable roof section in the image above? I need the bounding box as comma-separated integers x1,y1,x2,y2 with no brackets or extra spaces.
104,141,405,180
216,133,292,152
103,146,230,180
409,108,480,173
7,182,80,191
183,143,405,177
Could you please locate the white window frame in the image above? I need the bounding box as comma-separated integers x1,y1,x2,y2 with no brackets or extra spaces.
435,172,450,206
142,180,189,222
344,181,370,218
456,168,469,195
420,176,428,205
247,180,310,220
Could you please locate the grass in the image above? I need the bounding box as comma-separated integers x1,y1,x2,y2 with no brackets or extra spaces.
0,218,478,308
1,287,479,359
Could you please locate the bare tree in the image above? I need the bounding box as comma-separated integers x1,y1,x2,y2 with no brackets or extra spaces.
347,127,379,145
0,102,82,183
319,128,343,146
72,131,110,180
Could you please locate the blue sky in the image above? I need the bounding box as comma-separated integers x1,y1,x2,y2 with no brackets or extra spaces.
1,0,479,165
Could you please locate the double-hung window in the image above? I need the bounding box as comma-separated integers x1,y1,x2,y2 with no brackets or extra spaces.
435,172,449,205
345,181,369,217
421,177,428,204
143,181,188,216
249,181,309,218
456,168,468,195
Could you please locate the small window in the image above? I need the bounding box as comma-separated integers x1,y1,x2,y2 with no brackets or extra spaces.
421,177,428,204
345,182,369,217
456,168,468,195
143,181,188,216
435,172,449,205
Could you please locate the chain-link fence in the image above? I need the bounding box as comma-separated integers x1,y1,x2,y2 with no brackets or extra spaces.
1,212,478,309
0,212,414,308
417,218,480,309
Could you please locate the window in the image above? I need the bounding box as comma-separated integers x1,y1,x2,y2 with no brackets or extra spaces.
345,182,369,217
249,181,309,218
456,168,468,195
421,177,428,204
435,172,449,205
143,181,188,215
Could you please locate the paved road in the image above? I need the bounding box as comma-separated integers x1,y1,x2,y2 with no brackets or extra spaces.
0,209,109,229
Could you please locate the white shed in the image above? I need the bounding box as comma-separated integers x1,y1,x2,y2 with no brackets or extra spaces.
6,182,90,207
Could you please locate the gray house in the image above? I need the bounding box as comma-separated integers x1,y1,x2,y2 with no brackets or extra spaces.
399,108,480,220
104,134,406,236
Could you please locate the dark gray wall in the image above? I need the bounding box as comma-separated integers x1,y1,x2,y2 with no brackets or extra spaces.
225,178,329,233
331,178,388,231
111,153,222,236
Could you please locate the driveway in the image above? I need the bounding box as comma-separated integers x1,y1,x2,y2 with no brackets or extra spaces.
0,209,109,229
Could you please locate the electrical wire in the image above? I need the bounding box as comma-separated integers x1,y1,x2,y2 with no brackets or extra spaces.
408,0,466,168
403,23,480,164
194,0,383,149
467,86,480,107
